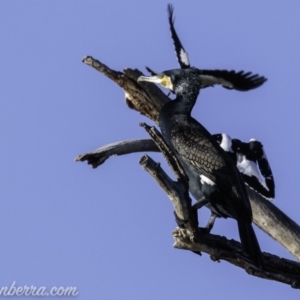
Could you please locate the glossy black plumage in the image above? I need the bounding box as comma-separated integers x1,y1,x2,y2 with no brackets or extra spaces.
138,68,263,267
165,4,267,91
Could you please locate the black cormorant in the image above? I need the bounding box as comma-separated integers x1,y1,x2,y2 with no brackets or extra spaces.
146,5,267,91
138,68,263,267
166,3,274,200
214,134,275,200
166,3,274,199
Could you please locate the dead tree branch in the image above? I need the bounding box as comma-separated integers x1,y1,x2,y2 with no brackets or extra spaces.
248,188,300,260
82,56,168,123
76,135,300,262
173,227,300,288
139,122,198,231
75,139,158,168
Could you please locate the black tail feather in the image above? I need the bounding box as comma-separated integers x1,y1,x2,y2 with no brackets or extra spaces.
237,218,264,268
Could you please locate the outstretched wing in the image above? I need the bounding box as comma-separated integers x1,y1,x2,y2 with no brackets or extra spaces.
200,69,267,91
166,5,267,91
167,4,190,69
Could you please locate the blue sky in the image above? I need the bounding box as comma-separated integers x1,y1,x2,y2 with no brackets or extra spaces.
1,1,300,299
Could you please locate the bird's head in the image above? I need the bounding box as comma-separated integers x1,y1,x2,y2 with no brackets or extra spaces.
138,68,201,93
138,70,176,91
248,139,264,160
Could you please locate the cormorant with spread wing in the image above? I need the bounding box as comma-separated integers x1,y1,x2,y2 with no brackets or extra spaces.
138,68,263,267
146,4,267,91
164,3,275,199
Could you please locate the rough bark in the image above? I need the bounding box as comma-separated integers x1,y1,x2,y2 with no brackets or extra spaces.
173,227,300,288
82,56,168,123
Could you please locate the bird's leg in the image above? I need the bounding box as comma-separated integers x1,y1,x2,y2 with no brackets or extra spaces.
205,213,217,233
192,198,217,233
192,197,210,210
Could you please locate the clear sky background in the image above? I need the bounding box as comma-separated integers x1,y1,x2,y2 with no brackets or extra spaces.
1,1,300,299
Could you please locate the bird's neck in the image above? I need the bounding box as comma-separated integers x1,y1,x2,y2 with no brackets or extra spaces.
163,86,200,117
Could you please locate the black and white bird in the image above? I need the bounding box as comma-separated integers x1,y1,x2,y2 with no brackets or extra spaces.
213,134,275,200
146,4,267,91
138,68,263,267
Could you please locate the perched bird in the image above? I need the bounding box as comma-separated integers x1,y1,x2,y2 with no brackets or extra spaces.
213,134,275,200
146,4,267,91
138,68,263,267
165,3,275,199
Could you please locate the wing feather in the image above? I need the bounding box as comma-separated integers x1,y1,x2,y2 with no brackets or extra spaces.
201,69,267,91
167,4,190,69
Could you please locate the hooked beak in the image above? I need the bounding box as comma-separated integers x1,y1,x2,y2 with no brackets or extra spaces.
137,75,163,84
138,74,173,91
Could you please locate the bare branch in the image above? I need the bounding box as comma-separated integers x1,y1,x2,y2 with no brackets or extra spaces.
139,123,188,183
139,154,197,232
76,137,300,261
75,139,158,168
173,228,300,288
248,188,300,260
